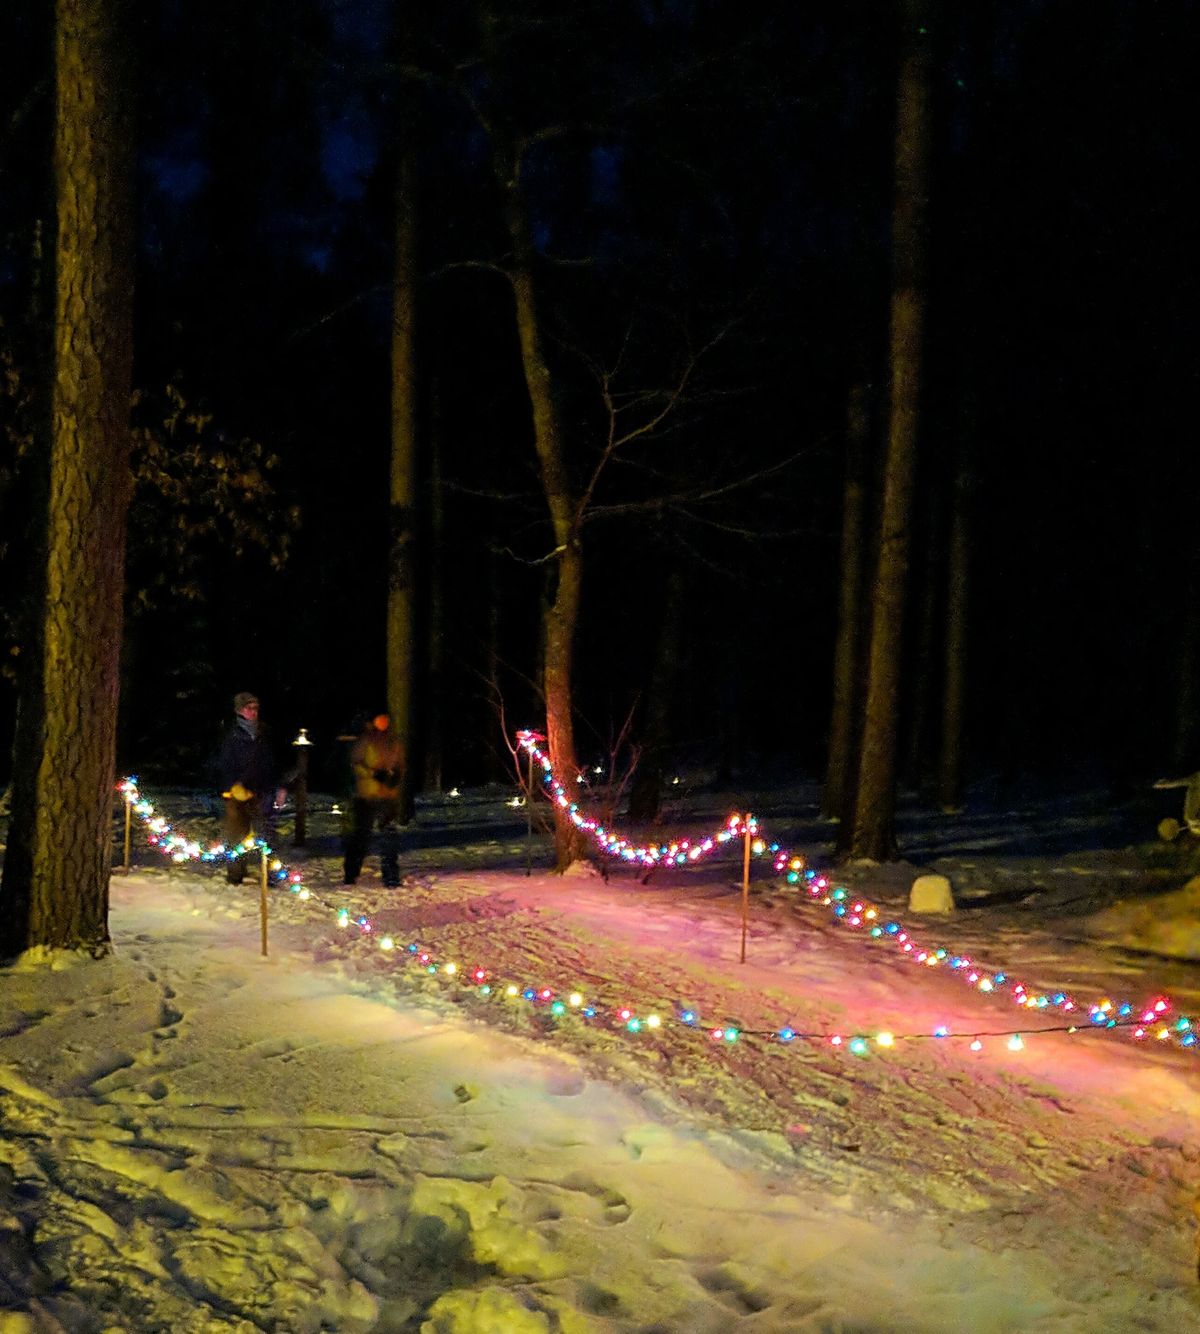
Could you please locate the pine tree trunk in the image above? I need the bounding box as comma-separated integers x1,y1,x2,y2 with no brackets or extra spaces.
938,442,971,811
387,139,419,819
849,0,931,862
424,385,445,793
823,381,871,826
0,0,135,957
904,484,942,798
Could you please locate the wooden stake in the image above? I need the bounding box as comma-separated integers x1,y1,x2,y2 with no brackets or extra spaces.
259,839,269,957
739,821,751,963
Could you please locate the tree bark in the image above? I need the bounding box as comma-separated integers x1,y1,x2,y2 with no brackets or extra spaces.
823,381,871,827
424,384,445,793
849,0,931,861
495,142,584,869
0,0,135,957
904,482,942,798
387,135,419,819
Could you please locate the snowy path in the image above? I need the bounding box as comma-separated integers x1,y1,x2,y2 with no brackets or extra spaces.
1,855,1199,1331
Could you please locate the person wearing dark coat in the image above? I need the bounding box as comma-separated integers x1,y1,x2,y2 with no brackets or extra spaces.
342,713,405,887
217,691,284,885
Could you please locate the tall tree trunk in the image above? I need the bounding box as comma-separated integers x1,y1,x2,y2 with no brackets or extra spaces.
904,481,941,798
0,0,135,957
938,435,971,811
628,560,686,822
387,136,419,819
850,0,931,861
823,381,871,826
424,383,445,792
497,149,584,869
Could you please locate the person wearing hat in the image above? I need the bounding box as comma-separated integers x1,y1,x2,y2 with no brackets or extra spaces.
342,713,405,888
216,691,285,885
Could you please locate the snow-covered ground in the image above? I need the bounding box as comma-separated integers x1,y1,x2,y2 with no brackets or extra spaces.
2,777,1200,1332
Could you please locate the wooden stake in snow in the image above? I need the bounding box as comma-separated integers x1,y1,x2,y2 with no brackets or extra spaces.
740,822,752,963
259,840,269,957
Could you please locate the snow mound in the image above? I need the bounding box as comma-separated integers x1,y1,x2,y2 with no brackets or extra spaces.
561,859,603,880
1087,874,1200,960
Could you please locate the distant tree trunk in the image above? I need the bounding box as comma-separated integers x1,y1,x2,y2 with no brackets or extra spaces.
0,0,135,957
482,547,503,780
387,134,419,820
823,381,871,828
495,143,584,869
938,437,971,810
904,481,942,798
628,560,686,822
424,384,445,792
850,0,932,861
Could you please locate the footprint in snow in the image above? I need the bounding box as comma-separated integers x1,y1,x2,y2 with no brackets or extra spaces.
697,1263,773,1315
558,1173,631,1224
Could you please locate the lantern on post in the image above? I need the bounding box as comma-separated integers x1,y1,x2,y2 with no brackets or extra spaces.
292,728,313,846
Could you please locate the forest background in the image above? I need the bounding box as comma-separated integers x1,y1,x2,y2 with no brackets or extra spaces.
0,0,1196,855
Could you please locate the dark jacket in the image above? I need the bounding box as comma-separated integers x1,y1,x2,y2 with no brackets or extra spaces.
217,720,279,799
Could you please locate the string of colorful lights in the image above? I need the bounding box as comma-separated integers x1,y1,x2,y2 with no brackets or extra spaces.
118,778,306,893
514,731,759,867
117,761,1196,1059
513,731,1197,1055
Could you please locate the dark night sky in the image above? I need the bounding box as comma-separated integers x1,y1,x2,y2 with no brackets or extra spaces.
0,0,1196,793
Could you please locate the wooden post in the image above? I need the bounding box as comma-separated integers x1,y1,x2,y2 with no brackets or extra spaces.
739,821,752,964
120,785,133,871
292,728,312,846
259,839,269,957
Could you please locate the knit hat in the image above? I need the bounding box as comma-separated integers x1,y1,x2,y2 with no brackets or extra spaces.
233,691,259,711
